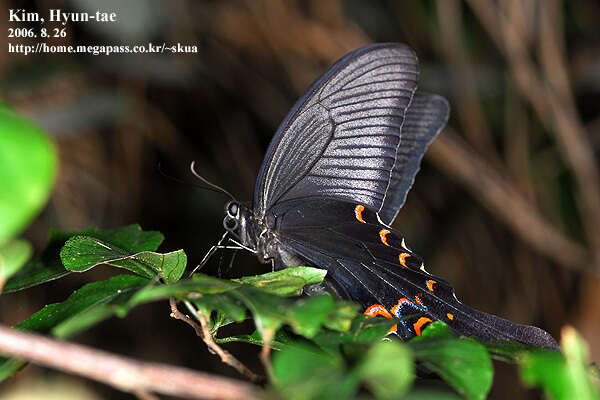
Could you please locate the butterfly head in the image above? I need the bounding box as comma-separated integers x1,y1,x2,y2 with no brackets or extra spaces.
223,200,258,250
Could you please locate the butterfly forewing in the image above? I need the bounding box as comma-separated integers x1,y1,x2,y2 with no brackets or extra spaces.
254,44,418,216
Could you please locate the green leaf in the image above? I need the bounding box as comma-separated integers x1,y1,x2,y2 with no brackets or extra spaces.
226,289,352,342
0,239,33,292
234,266,327,296
272,343,358,400
401,389,463,399
520,349,573,399
30,275,245,342
60,233,185,282
409,322,493,400
412,320,454,340
216,329,296,351
230,287,290,335
312,315,396,354
357,340,414,399
323,301,360,332
73,224,164,253
0,107,57,246
129,274,240,306
199,294,247,323
520,326,600,400
0,275,150,381
290,295,334,338
483,339,550,363
16,275,150,336
155,251,187,283
3,225,164,293
3,230,73,293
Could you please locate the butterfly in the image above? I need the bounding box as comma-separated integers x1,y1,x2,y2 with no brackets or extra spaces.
220,43,558,349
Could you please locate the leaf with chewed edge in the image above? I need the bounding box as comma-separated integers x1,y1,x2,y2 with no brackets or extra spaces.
60,234,186,283
4,225,164,293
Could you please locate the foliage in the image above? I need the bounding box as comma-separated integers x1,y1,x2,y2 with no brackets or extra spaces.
1,225,599,399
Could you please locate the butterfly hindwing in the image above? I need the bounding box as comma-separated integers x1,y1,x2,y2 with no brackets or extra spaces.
379,92,450,225
276,199,558,348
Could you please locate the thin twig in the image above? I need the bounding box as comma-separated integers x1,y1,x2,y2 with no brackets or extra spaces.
435,0,500,168
259,329,274,381
169,298,261,382
170,298,205,338
0,325,262,400
537,0,600,265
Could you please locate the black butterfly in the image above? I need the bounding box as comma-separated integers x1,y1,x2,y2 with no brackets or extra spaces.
220,43,558,349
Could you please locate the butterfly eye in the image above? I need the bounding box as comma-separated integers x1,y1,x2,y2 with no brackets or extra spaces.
226,201,239,218
223,216,238,232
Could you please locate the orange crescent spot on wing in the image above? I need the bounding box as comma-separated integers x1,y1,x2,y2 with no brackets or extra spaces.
390,298,412,315
447,313,454,320
398,252,411,268
354,205,366,223
413,317,433,336
426,280,437,292
364,304,393,319
379,229,391,246
387,324,398,335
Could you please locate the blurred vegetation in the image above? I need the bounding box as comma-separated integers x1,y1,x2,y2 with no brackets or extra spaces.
1,0,599,399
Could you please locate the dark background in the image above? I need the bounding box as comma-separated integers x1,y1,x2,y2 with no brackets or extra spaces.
1,1,600,399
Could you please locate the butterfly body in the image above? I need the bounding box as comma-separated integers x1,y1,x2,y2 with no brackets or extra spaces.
221,43,559,349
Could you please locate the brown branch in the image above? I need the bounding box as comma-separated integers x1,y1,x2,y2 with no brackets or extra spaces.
0,325,262,400
537,0,600,264
465,0,600,267
169,298,261,382
428,130,590,272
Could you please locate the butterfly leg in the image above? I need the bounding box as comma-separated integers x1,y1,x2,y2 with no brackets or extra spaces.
189,231,237,276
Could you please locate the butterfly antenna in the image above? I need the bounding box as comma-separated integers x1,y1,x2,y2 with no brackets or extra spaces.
158,162,231,197
158,162,188,185
190,161,236,201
